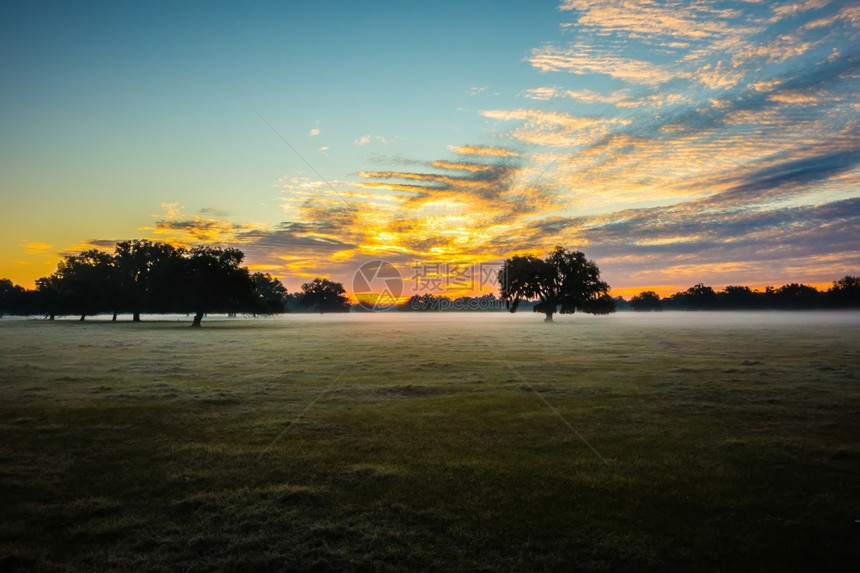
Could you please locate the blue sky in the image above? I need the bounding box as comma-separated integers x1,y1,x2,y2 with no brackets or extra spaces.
2,0,858,296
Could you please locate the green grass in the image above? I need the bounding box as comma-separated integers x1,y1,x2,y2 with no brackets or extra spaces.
1,312,859,571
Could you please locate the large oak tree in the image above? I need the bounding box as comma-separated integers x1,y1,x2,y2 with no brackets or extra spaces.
299,278,350,314
498,246,615,322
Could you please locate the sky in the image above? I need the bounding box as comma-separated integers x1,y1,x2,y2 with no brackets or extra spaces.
2,0,858,299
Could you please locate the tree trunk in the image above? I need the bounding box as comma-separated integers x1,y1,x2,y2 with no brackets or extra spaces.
79,314,86,321
191,311,204,327
544,312,554,322
49,314,55,321
133,312,141,322
112,312,118,321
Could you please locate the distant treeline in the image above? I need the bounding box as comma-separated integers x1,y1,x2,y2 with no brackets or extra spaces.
392,293,507,312
1,240,858,323
620,279,860,311
387,279,860,312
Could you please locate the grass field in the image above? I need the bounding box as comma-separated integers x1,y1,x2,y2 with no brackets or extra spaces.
1,312,859,571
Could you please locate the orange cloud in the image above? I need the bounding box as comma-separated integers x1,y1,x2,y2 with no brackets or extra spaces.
23,242,53,254
446,145,521,157
528,44,677,85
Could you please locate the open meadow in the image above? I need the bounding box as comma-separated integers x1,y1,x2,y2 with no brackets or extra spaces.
1,311,859,571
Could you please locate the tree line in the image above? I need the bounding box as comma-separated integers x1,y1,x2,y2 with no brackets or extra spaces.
1,241,857,324
376,277,860,314
624,278,860,311
0,241,348,326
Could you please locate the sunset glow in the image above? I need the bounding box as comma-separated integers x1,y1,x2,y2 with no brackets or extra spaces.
2,1,857,296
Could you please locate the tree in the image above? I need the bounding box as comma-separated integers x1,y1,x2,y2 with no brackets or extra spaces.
717,285,760,310
630,290,662,311
498,246,615,322
114,240,182,321
48,250,117,320
179,246,260,327
251,272,289,313
826,276,860,308
681,283,717,310
400,293,441,312
0,279,29,317
772,283,820,309
34,276,61,320
299,278,350,314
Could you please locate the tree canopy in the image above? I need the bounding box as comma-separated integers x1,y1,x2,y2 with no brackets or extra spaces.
827,275,860,308
630,291,662,311
180,246,263,327
498,246,615,322
252,272,290,314
0,278,27,318
114,240,183,321
299,278,350,314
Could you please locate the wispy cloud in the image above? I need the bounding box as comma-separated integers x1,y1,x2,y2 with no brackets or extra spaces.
145,204,269,246
446,145,522,157
559,0,751,41
522,87,692,108
23,242,53,254
481,108,630,148
528,44,677,85
771,0,831,21
354,134,389,146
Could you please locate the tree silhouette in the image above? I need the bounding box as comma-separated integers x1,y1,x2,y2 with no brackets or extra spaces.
401,293,441,312
299,278,350,314
498,246,614,322
0,279,26,317
114,240,182,321
179,246,260,327
630,290,662,311
772,283,821,309
672,283,717,310
1,279,17,316
33,276,60,320
251,272,289,313
826,275,860,308
48,250,117,320
717,285,758,309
